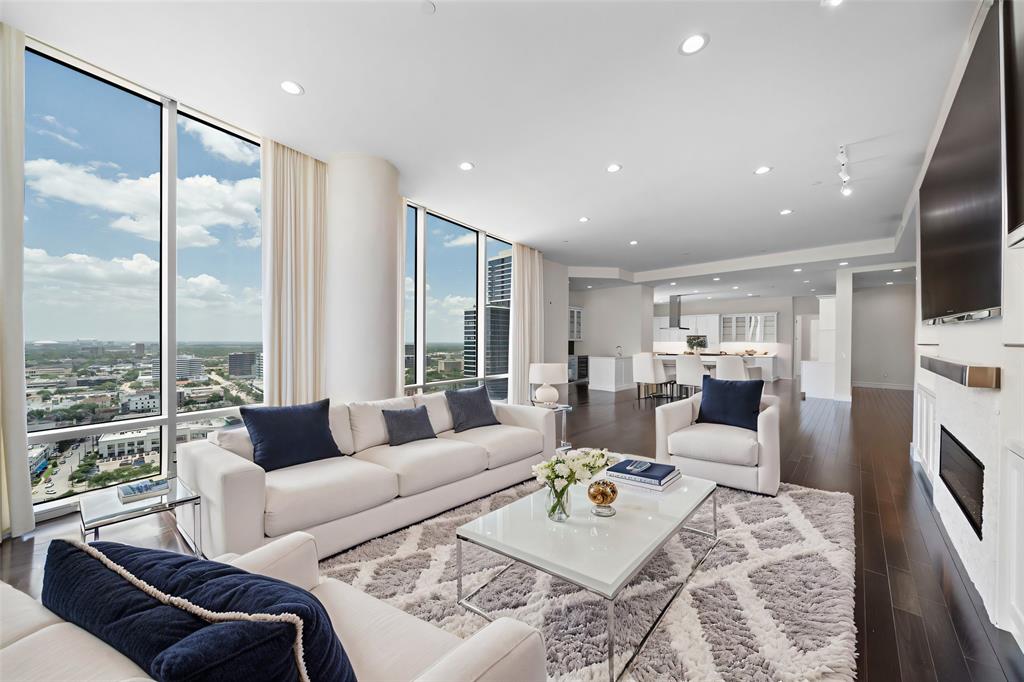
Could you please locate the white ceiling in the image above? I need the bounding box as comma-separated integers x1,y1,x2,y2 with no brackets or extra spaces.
3,0,975,280
853,266,916,290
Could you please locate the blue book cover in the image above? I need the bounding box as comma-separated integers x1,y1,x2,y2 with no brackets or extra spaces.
607,460,677,483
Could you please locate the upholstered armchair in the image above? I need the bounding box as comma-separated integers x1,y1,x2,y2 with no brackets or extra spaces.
655,392,780,496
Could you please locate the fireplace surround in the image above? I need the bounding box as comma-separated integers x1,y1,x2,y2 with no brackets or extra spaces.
939,425,985,539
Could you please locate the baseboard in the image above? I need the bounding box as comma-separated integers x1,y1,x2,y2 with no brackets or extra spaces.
852,381,913,391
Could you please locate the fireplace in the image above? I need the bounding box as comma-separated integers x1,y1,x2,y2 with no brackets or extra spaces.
938,426,985,539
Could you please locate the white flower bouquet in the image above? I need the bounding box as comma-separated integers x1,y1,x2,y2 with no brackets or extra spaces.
531,448,613,521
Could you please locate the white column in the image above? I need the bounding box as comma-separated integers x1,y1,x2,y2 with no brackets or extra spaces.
833,269,854,401
324,154,400,402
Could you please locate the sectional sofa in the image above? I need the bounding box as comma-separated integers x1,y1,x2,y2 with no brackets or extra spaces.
177,393,555,559
0,532,547,681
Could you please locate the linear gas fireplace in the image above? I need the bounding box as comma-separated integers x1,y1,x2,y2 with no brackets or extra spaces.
938,426,985,539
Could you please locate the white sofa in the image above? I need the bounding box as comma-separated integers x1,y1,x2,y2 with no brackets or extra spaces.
655,392,781,496
177,393,555,559
0,532,546,682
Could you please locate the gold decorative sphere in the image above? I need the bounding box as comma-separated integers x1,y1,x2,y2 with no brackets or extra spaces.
588,479,618,506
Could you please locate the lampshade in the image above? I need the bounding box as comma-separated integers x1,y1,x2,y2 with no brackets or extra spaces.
529,363,568,385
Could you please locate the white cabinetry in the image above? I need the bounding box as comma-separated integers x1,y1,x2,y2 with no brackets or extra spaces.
569,306,584,342
655,314,720,346
720,313,777,342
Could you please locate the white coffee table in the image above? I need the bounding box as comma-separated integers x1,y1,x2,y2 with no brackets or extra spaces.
456,468,718,681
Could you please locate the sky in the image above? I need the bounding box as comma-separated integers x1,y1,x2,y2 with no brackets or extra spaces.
23,50,261,344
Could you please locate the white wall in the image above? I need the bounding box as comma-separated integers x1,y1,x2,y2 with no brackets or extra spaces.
834,269,854,402
542,258,569,401
569,284,653,357
655,296,796,379
852,284,915,390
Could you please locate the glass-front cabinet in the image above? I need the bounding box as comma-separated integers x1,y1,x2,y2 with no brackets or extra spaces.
720,313,778,342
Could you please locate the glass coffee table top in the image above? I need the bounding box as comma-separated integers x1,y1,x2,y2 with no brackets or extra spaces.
79,478,199,532
457,472,716,599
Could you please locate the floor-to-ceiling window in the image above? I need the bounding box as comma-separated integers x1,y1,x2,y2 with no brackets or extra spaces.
23,47,261,509
403,204,512,398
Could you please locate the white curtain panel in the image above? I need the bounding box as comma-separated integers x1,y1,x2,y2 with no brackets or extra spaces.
0,24,35,540
509,243,545,405
261,140,328,406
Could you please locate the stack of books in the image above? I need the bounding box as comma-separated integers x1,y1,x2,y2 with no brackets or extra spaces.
606,459,680,491
117,478,170,503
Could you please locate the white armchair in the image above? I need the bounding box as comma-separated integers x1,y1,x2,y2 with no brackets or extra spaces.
655,392,780,496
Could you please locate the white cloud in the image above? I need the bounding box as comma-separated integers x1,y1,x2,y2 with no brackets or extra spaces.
24,159,260,248
37,129,83,149
236,234,261,248
180,118,259,166
41,115,78,136
22,246,260,341
443,232,477,248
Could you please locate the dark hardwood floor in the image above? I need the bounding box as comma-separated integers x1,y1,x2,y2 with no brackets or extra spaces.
3,380,1022,681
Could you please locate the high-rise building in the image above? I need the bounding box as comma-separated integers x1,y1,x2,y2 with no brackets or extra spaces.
463,308,478,377
228,352,257,377
132,342,145,357
255,353,264,379
464,250,512,383
152,355,206,381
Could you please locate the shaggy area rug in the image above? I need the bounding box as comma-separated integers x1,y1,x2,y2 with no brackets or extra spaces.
320,481,856,681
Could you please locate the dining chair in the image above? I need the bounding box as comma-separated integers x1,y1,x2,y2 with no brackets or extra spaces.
674,354,710,398
632,353,671,404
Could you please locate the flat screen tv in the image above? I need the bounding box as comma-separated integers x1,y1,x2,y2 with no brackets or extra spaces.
919,6,1003,324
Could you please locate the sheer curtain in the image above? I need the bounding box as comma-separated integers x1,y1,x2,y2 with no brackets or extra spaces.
0,23,35,540
509,244,545,405
261,140,328,406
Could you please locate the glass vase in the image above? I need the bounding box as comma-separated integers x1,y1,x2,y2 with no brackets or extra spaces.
546,483,572,522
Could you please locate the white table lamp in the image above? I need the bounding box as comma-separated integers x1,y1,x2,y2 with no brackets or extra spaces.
529,363,568,406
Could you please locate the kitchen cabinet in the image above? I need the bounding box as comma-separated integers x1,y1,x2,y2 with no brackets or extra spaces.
653,314,720,346
720,313,777,342
569,306,584,341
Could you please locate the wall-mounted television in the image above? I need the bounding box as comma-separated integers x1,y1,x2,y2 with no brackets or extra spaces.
1007,0,1024,245
920,6,1003,324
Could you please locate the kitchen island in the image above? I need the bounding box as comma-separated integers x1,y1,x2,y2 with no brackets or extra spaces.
656,353,778,381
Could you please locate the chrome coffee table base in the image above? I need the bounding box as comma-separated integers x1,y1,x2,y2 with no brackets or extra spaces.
456,488,718,682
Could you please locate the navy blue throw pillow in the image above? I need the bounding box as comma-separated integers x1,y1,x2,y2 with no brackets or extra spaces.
382,405,436,446
240,399,342,472
696,375,764,431
41,540,355,682
445,385,500,433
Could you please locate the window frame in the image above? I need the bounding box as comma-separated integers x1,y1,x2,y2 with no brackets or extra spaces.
402,202,512,397
25,41,263,520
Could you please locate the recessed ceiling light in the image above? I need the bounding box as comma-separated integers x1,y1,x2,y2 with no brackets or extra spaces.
754,166,773,175
747,293,754,297
841,185,853,197
692,290,699,294
670,282,677,286
822,0,844,7
892,268,903,273
578,216,589,223
280,80,304,95
839,261,849,266
458,161,474,171
886,281,894,285
793,268,802,272
629,240,638,246
587,285,593,289
803,280,810,283
732,286,739,290
607,163,622,173
811,288,817,292
679,33,709,55
706,296,712,300
712,277,721,281
779,209,793,216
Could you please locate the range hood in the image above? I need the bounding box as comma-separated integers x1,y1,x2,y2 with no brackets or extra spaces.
666,295,690,330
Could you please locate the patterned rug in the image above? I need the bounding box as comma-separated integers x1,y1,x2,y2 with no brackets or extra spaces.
320,481,856,681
